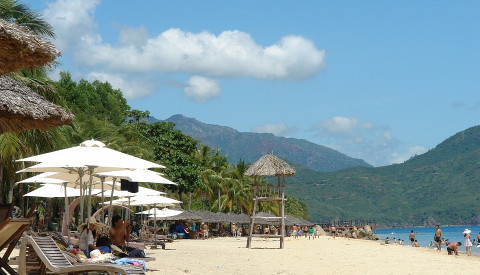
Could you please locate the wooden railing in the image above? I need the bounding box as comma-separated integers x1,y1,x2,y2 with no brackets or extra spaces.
254,185,284,199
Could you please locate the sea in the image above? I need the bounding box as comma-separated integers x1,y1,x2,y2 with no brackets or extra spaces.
375,225,480,254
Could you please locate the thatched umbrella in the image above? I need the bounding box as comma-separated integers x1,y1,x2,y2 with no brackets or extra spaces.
0,75,74,133
0,19,60,74
245,152,295,249
244,152,296,177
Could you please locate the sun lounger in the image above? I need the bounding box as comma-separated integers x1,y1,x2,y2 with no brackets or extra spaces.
18,236,145,275
0,217,33,274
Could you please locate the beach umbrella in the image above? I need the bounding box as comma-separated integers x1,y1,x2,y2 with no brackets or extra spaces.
0,75,73,134
148,208,183,219
17,139,164,231
95,169,176,222
24,183,82,198
0,19,60,74
122,195,181,248
136,208,164,215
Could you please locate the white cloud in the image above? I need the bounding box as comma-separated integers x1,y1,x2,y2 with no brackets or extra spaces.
252,123,290,136
315,116,374,134
389,145,428,164
183,76,221,102
85,72,157,99
43,0,325,99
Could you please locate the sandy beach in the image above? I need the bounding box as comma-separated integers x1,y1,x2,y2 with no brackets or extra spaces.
4,235,479,274
140,236,478,274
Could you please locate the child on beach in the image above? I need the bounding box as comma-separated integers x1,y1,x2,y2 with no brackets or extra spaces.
463,229,472,256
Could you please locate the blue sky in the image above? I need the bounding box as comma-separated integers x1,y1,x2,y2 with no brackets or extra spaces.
27,0,479,166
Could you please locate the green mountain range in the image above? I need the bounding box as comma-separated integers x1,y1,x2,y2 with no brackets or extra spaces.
286,125,480,226
164,114,371,172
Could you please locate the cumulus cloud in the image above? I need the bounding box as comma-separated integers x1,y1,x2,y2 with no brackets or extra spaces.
315,116,375,134
183,76,221,102
252,122,296,136
85,72,157,99
43,0,325,99
389,145,428,164
312,116,409,166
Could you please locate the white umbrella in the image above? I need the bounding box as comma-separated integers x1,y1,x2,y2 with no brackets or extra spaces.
17,140,164,230
136,208,164,215
95,169,176,223
24,183,82,198
148,208,183,219
125,195,181,249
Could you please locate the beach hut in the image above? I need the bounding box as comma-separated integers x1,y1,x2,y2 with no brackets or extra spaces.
0,75,74,134
0,18,60,74
244,152,295,249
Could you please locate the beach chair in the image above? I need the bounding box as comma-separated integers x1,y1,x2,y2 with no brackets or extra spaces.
18,235,145,275
0,217,33,274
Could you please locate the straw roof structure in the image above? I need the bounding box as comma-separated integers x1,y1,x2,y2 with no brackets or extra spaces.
0,75,74,133
244,152,296,177
0,19,60,74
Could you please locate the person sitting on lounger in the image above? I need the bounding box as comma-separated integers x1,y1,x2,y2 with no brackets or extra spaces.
109,215,146,257
79,217,110,257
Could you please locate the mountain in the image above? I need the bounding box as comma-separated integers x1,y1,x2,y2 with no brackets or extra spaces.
285,125,480,226
164,114,371,172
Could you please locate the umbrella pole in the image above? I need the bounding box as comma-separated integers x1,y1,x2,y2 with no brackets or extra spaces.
140,205,143,242
79,168,85,223
64,182,71,246
87,166,95,229
108,178,116,226
128,197,131,221
154,205,157,249
101,176,105,223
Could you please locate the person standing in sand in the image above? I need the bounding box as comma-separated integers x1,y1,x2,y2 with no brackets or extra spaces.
330,225,336,239
409,230,415,246
463,229,472,256
434,225,442,251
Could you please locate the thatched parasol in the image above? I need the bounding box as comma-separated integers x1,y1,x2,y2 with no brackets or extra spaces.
244,152,295,177
0,75,74,133
0,19,60,74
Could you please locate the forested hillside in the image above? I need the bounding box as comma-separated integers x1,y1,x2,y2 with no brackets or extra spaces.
286,126,480,226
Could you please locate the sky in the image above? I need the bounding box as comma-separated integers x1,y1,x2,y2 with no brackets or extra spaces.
26,0,480,167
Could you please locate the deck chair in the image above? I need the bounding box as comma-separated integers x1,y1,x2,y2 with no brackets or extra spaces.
0,218,33,274
18,236,145,275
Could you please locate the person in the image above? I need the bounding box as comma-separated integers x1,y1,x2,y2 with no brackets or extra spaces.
393,237,397,244
308,227,314,240
109,215,147,256
409,230,415,246
447,241,462,255
463,229,472,256
303,225,308,238
200,223,209,240
434,225,442,251
231,223,237,237
385,237,390,244
237,226,242,237
413,240,419,247
477,232,480,244
330,225,336,239
79,217,110,257
292,224,298,239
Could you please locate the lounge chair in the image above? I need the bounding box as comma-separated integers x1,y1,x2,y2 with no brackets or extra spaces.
0,217,34,274
0,204,37,274
18,236,145,275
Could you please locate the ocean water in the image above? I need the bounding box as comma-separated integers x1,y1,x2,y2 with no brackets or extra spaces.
375,226,480,254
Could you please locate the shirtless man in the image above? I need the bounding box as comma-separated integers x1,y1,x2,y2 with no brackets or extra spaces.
409,230,415,246
331,225,336,239
110,215,149,255
201,223,208,240
446,241,462,255
434,225,443,251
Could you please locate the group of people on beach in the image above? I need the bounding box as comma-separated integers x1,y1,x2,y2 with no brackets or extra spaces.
386,225,480,256
291,224,317,240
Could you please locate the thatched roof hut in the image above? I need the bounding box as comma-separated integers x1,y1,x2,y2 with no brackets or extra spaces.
0,19,60,74
0,75,74,133
244,152,295,177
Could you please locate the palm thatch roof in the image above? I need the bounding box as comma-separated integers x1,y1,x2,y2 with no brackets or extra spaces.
244,152,296,177
0,19,60,74
0,75,74,133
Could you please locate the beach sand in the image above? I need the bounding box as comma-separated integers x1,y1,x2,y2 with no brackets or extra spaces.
142,236,478,274
4,236,479,274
